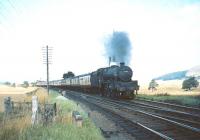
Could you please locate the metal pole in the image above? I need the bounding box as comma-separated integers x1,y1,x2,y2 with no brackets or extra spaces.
46,45,49,95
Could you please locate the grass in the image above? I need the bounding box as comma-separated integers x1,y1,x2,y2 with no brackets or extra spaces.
24,88,48,104
137,93,200,107
0,88,104,140
0,116,30,140
20,119,103,140
49,90,88,118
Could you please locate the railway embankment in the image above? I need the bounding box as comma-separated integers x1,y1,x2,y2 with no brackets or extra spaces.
0,88,104,140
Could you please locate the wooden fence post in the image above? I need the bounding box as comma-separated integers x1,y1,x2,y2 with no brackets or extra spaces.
32,96,38,125
4,97,12,115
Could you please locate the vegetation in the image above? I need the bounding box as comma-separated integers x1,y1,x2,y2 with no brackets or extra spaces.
63,71,75,79
137,94,200,107
4,81,11,86
22,81,29,88
182,77,199,90
20,119,103,140
0,89,104,140
148,79,159,91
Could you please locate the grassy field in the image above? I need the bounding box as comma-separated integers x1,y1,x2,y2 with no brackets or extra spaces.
0,86,104,140
138,80,200,107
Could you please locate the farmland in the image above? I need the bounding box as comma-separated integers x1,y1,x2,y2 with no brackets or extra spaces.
0,85,38,111
138,80,200,106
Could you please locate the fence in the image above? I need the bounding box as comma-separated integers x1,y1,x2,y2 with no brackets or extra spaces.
3,96,56,125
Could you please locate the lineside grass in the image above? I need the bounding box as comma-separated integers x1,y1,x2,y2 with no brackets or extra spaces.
0,116,30,140
20,89,104,140
0,89,104,140
137,94,200,107
20,119,103,140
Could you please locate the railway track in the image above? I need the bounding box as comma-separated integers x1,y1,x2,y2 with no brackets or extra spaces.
133,98,200,116
65,91,172,140
63,90,200,140
109,99,200,129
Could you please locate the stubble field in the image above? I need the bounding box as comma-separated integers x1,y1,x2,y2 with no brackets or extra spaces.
139,80,200,95
0,85,39,111
138,80,200,106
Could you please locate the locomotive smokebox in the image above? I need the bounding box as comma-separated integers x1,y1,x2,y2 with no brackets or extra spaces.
120,62,125,67
118,63,133,82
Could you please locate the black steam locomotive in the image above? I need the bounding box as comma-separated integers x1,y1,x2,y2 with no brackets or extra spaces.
36,62,139,99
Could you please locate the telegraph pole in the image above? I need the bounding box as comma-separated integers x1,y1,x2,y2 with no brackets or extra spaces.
42,45,52,95
46,46,49,94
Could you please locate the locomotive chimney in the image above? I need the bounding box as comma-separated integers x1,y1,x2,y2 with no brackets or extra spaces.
120,62,125,67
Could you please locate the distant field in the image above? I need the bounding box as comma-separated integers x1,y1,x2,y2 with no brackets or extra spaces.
0,85,38,111
139,80,200,96
138,80,200,107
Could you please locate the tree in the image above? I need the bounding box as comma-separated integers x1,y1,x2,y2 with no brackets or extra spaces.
63,71,75,79
4,81,11,86
23,81,29,88
148,79,159,91
182,77,199,90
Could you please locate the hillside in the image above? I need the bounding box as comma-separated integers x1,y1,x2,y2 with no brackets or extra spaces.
154,70,187,81
154,65,200,81
186,65,200,78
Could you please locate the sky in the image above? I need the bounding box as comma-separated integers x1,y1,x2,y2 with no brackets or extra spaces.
0,0,200,84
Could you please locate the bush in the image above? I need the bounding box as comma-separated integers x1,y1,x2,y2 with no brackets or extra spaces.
182,77,199,90
4,82,11,86
22,81,29,88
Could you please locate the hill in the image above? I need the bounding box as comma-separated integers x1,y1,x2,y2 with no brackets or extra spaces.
186,65,200,78
154,70,187,81
154,65,200,81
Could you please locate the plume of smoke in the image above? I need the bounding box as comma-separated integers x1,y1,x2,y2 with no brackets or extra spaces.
104,31,132,65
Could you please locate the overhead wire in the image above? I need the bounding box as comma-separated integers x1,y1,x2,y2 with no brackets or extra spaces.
0,1,10,30
7,0,20,14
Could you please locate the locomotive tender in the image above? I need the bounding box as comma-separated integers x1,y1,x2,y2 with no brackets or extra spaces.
37,62,139,98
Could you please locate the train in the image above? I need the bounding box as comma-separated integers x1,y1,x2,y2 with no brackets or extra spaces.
36,62,139,99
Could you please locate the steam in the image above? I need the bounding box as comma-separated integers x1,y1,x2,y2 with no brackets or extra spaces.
104,31,132,65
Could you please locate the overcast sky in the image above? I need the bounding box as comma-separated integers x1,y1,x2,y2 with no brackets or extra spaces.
0,0,200,83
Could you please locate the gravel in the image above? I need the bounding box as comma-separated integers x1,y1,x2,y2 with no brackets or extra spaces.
76,101,135,140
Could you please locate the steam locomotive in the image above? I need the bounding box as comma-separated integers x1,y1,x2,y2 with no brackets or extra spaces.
36,62,139,99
